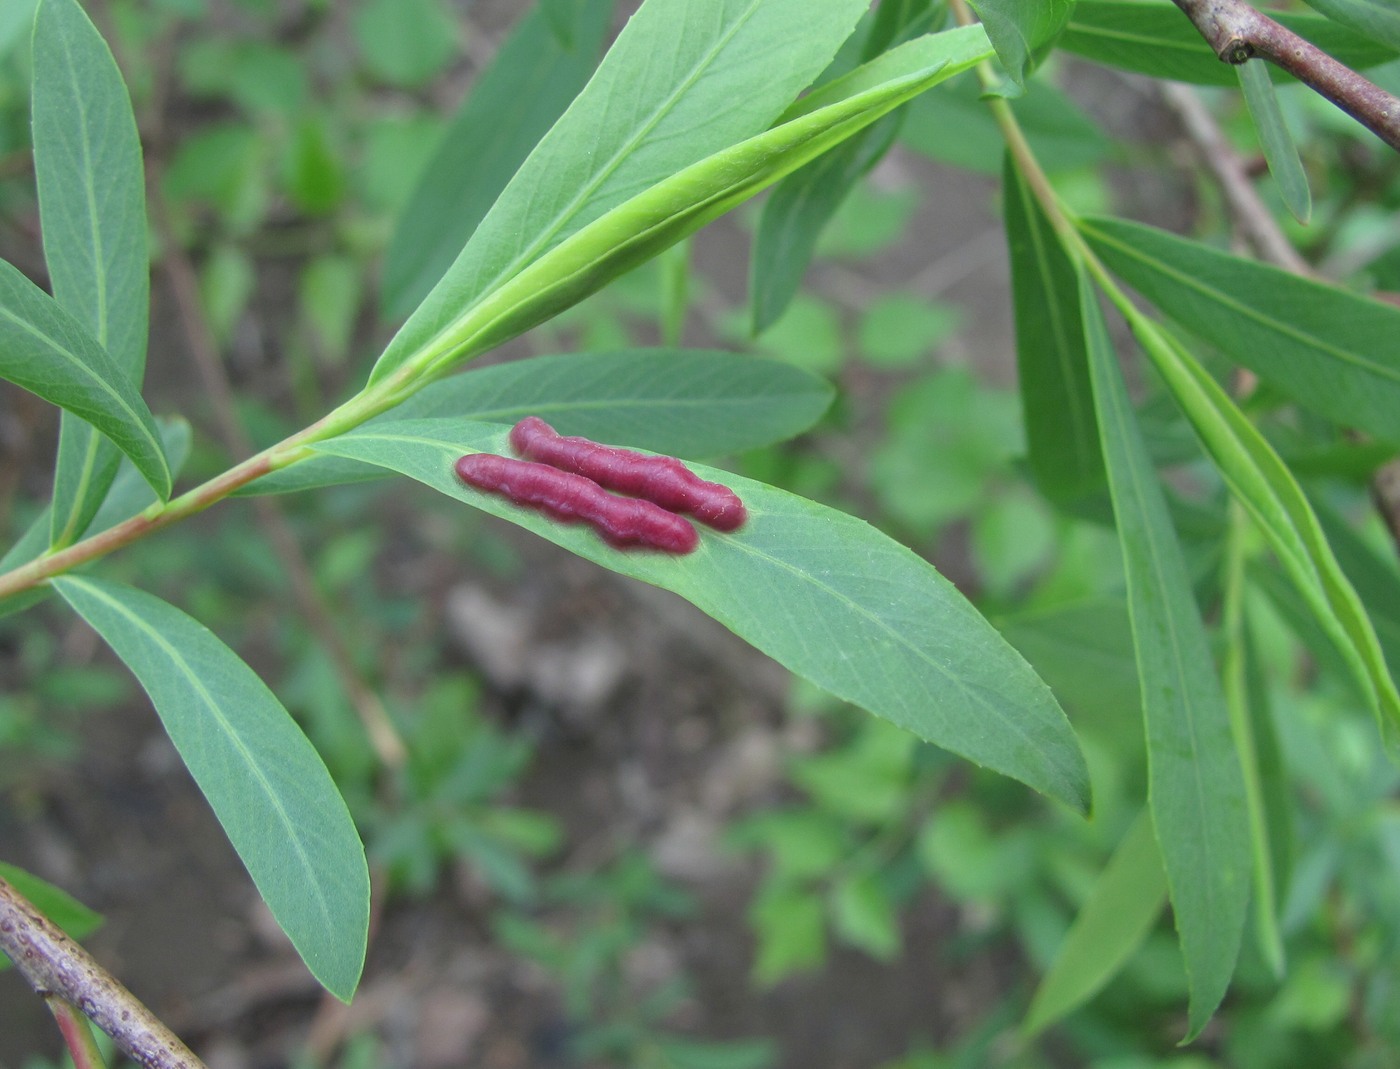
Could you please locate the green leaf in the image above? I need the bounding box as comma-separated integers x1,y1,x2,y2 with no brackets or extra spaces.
1003,155,1105,509
747,0,937,333
32,0,151,548
1123,318,1400,752
0,259,170,499
1300,0,1400,53
0,862,103,970
367,0,896,386
967,0,1073,88
380,0,612,318
1062,0,1398,86
750,885,827,984
312,418,1091,811
1023,809,1168,1035
51,576,369,1001
1079,215,1400,446
352,0,457,88
1080,274,1249,1038
1316,503,1400,677
246,349,834,495
830,871,901,960
1237,59,1311,225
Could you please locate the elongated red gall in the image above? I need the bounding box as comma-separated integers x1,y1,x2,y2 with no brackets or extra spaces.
508,416,747,532
455,453,699,554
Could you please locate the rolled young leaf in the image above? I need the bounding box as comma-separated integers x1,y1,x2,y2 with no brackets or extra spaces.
311,417,1092,814
370,0,873,386
32,0,152,549
0,258,170,499
1080,273,1249,1039
52,576,370,1001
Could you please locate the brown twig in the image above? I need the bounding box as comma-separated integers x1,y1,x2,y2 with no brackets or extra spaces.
150,196,408,770
0,874,208,1069
1170,0,1400,153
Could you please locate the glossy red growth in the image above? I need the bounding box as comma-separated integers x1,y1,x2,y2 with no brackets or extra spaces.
455,453,699,554
508,416,747,532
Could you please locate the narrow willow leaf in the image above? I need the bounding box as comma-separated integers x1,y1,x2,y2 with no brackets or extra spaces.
313,418,1091,812
967,0,1073,88
0,259,169,498
1301,0,1400,53
750,113,901,334
1062,1,1398,86
1002,155,1104,509
1315,502,1400,675
33,0,152,549
51,576,369,1001
1126,319,1400,751
1237,59,1311,225
380,0,612,318
246,350,834,495
369,0,872,385
1080,216,1400,445
749,0,936,332
372,28,993,388
1080,277,1248,1038
1023,810,1167,1035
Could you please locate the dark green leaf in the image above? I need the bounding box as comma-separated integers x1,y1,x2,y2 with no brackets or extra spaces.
313,418,1091,811
1003,155,1104,509
368,0,877,385
246,350,834,495
1062,0,1398,86
380,0,612,318
52,576,369,1001
0,259,170,499
1080,276,1248,1038
1080,215,1400,445
32,0,151,548
1237,58,1311,225
750,113,902,334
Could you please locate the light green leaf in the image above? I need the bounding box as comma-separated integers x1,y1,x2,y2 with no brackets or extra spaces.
1080,215,1400,445
312,418,1090,811
1023,810,1167,1035
369,1,969,388
246,349,834,495
1237,58,1311,225
32,0,151,548
830,871,900,959
380,0,612,318
967,0,1073,88
1124,318,1400,752
352,0,457,88
51,576,369,1001
1080,274,1249,1038
1301,0,1400,53
1062,0,1398,86
0,259,169,499
1003,155,1104,509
